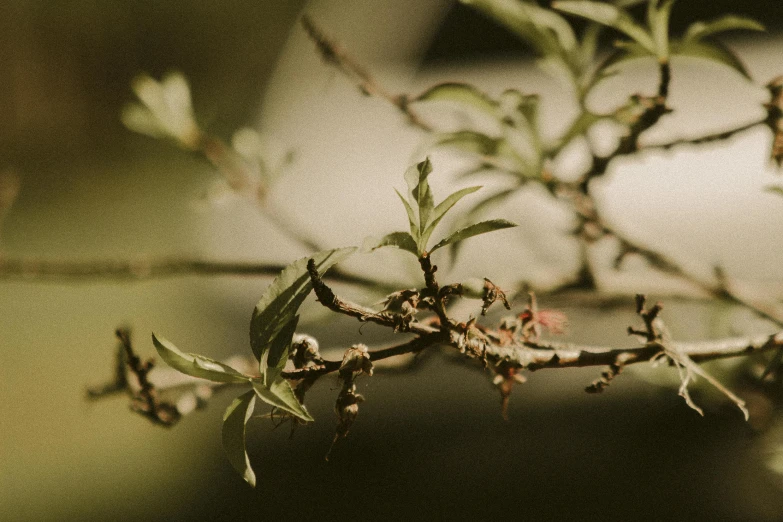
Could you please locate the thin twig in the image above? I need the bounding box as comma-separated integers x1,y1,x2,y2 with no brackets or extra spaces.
0,255,389,289
301,14,433,132
280,334,444,381
644,119,766,152
113,328,181,426
305,257,783,375
307,258,438,336
602,223,783,327
576,63,672,192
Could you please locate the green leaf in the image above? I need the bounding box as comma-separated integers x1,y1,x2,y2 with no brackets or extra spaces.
222,390,257,487
429,219,517,253
395,189,419,240
253,378,314,422
577,22,602,70
683,15,765,43
465,189,517,221
553,1,656,54
365,231,420,256
453,164,495,181
420,186,482,250
673,39,752,79
152,334,250,384
549,111,603,154
263,314,300,382
648,0,676,60
500,90,540,131
766,186,783,198
448,188,517,263
601,41,656,71
614,0,648,8
461,0,577,58
433,131,504,156
250,247,355,362
404,158,435,241
413,83,499,119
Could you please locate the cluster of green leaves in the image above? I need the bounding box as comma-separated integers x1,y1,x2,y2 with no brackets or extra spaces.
460,0,608,97
151,158,516,485
404,0,765,225
123,72,292,203
152,247,354,486
370,158,516,257
417,84,547,178
144,1,770,487
553,0,764,78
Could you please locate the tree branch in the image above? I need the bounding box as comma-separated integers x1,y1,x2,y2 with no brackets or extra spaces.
0,255,386,289
282,319,783,387
307,258,438,336
301,14,433,132
644,118,766,152
93,328,181,426
577,62,672,192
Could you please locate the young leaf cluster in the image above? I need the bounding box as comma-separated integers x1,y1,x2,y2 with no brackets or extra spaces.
460,0,607,96
552,0,764,77
397,0,768,235
108,0,783,490
151,247,354,486
371,158,516,257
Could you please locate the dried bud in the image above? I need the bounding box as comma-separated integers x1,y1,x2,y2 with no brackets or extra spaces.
519,292,568,341
481,278,511,316
378,289,419,332
326,383,365,460
379,289,420,312
291,333,323,369
493,364,526,420
766,76,783,167
455,320,488,359
335,384,364,429
339,344,374,378
498,315,521,334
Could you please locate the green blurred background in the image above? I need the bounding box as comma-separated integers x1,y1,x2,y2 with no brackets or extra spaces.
3,1,783,520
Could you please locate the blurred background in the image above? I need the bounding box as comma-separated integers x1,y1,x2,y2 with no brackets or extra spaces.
3,1,783,520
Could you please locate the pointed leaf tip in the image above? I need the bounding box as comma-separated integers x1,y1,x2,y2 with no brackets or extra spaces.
152,333,250,384
365,231,419,256
554,0,655,54
413,82,499,119
251,247,355,363
253,377,314,422
429,219,517,253
420,186,482,249
223,390,257,487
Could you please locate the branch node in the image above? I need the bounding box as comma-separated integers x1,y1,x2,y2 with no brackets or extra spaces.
585,353,632,394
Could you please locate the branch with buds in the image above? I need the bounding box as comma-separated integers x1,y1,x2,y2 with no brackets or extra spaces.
56,0,783,491
301,12,783,331
94,157,783,487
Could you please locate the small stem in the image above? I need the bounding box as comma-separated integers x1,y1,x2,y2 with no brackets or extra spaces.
300,14,433,132
114,328,180,426
0,255,389,289
418,253,453,329
577,62,672,192
604,225,783,327
644,119,765,152
658,61,671,99
281,333,445,381
283,326,783,380
518,332,783,371
307,258,438,336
